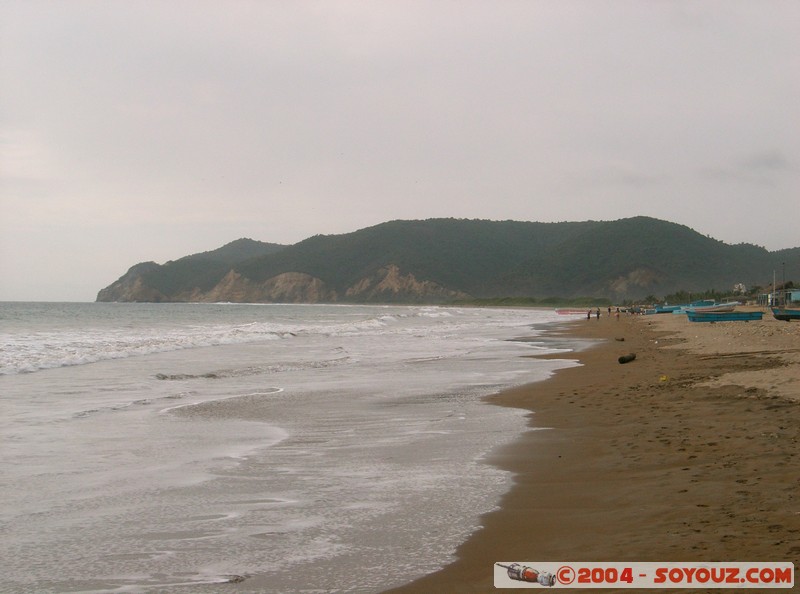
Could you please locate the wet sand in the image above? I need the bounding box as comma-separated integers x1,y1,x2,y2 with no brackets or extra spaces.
386,309,800,592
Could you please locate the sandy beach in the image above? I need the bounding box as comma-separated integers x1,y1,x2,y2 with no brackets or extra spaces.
387,308,800,592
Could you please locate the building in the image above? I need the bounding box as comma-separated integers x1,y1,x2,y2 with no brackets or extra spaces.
758,289,800,306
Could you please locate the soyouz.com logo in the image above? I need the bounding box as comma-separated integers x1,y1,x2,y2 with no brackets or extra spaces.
494,562,794,588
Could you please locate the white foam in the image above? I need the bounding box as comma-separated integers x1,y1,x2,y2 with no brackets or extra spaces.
1,302,579,592
1,303,567,375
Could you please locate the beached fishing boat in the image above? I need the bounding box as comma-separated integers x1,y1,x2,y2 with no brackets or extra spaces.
674,301,739,314
771,307,800,321
671,299,714,314
654,304,683,314
687,310,763,322
693,302,739,312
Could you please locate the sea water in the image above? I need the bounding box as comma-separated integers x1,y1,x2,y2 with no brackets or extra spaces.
0,302,579,593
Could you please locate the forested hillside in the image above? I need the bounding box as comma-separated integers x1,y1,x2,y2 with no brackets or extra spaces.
97,217,798,303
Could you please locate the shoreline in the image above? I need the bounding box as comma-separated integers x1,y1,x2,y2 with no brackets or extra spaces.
385,310,800,592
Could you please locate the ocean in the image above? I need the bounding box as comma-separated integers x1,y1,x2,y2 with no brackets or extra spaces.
1,302,579,593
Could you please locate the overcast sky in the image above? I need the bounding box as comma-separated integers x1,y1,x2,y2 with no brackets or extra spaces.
1,1,798,301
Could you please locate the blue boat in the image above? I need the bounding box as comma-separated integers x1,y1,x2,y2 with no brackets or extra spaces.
653,304,683,314
687,310,763,323
772,307,800,321
671,299,716,314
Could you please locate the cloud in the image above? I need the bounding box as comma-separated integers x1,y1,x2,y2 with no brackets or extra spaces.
1,0,798,300
0,129,55,182
740,150,793,172
698,149,795,186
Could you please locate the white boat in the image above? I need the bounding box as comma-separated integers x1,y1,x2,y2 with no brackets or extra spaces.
681,301,739,313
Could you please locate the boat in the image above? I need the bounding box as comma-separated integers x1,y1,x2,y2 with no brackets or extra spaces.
653,304,683,314
687,310,763,322
671,299,715,314
771,307,800,321
692,302,739,312
674,301,739,314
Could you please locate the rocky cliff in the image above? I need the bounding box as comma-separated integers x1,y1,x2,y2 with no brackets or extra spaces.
96,262,167,302
97,262,466,303
344,265,468,302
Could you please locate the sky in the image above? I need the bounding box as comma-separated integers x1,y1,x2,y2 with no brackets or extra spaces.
1,1,798,302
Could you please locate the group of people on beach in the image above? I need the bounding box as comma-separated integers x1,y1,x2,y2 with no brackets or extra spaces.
587,306,621,320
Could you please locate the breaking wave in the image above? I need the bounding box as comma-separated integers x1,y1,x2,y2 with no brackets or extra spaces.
154,357,351,381
0,305,409,375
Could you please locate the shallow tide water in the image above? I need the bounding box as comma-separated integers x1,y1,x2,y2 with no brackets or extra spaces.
0,303,580,592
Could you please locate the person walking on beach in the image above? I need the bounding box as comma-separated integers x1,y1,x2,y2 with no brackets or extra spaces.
587,310,591,320
595,308,601,320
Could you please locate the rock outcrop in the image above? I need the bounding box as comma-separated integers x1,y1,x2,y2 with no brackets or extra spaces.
607,267,665,297
345,264,468,302
96,262,167,302
181,271,338,303
96,264,459,303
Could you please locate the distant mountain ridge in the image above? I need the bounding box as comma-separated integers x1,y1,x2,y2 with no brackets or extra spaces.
96,217,799,303
179,237,285,265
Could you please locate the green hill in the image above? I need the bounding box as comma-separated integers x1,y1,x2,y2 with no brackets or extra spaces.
96,217,798,303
